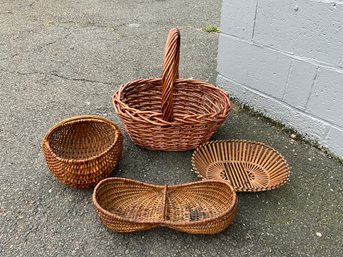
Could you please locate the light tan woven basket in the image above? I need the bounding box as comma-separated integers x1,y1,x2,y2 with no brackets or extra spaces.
93,178,238,234
42,116,123,188
192,140,290,192
112,28,231,151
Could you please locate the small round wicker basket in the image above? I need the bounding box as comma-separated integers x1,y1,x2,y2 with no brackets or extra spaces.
42,116,123,188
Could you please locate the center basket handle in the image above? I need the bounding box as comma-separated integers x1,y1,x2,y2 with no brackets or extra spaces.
161,28,180,122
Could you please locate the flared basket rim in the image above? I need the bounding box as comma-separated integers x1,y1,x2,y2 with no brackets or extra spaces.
191,140,291,192
42,115,122,163
112,78,231,126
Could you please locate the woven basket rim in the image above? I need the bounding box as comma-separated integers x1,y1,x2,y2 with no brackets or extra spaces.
113,78,231,126
42,115,122,163
191,139,291,192
92,177,237,225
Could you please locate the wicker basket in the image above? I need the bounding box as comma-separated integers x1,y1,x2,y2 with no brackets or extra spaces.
192,140,290,192
112,28,231,151
93,178,238,234
42,116,123,188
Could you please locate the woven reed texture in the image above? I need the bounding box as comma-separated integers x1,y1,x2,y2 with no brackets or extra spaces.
42,116,123,188
192,140,290,192
112,28,231,151
93,178,237,234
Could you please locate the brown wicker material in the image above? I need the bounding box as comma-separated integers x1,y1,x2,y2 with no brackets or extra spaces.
112,28,231,151
192,140,290,192
42,116,123,188
93,178,238,234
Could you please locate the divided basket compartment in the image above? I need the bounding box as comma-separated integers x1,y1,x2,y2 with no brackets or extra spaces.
42,116,123,188
93,178,238,234
113,28,231,151
192,140,291,192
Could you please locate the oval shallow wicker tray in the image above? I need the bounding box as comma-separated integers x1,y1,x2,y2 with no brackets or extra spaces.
42,116,123,188
93,178,238,234
192,140,290,192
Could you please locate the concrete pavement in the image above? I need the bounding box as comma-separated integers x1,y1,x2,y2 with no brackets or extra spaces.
0,0,342,256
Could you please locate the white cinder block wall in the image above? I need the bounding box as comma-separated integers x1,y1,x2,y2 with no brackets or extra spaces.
217,0,343,158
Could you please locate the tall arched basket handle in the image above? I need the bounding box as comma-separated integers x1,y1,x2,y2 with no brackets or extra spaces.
161,28,180,122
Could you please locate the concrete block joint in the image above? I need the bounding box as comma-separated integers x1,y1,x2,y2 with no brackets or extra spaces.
217,0,343,158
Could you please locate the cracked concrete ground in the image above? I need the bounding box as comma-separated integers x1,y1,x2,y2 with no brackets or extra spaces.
0,0,342,256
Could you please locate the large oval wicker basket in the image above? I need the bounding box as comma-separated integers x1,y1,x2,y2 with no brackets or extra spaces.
192,140,291,192
113,28,231,151
93,178,238,234
42,116,123,188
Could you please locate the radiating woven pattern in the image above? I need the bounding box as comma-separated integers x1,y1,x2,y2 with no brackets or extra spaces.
93,178,237,234
42,116,123,188
192,140,290,192
112,28,231,151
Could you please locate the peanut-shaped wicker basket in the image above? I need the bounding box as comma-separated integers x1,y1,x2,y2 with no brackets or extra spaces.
42,116,123,188
112,28,231,151
192,140,291,192
93,178,238,234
